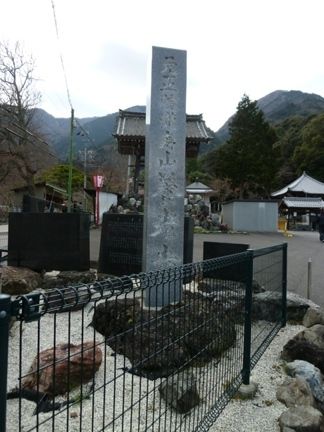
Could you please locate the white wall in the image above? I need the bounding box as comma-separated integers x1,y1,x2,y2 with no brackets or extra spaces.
222,201,278,232
98,192,117,224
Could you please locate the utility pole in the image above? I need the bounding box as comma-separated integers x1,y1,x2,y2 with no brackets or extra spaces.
83,146,87,210
67,108,75,212
126,155,131,196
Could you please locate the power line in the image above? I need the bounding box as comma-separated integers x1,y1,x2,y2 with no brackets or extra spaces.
2,127,58,159
42,90,70,117
0,105,57,156
75,119,96,146
49,2,99,152
50,0,73,109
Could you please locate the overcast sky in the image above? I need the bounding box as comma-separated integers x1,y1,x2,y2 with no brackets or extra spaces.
1,0,324,131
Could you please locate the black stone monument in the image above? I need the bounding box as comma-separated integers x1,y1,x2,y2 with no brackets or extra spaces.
98,214,194,276
203,241,249,282
8,213,90,271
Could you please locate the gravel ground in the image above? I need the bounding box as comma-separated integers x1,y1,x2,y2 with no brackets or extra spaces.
6,296,313,432
209,323,305,432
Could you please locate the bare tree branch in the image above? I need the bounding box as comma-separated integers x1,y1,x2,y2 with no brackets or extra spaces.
0,41,48,195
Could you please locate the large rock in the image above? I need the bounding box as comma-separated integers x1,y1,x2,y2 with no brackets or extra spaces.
92,292,236,378
91,299,143,337
194,286,245,322
120,320,189,379
278,406,324,431
93,299,188,378
276,377,315,408
57,270,96,284
282,326,324,373
284,360,324,407
0,266,42,295
252,292,309,323
21,342,102,396
161,291,236,363
197,279,243,293
41,276,67,291
303,308,324,328
41,270,97,291
159,371,200,413
196,279,262,321
212,288,245,320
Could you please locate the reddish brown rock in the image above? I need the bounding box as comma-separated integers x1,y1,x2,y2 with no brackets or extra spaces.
22,342,102,396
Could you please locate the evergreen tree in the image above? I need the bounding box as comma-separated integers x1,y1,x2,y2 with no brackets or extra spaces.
292,113,324,181
205,95,279,198
42,164,85,191
186,158,212,184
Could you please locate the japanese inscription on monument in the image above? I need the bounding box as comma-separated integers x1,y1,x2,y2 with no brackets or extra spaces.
143,46,187,306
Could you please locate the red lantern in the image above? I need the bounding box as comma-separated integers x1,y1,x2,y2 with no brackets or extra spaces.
93,175,104,225
93,175,104,189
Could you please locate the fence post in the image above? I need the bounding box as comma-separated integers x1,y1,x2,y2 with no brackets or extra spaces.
282,243,288,327
307,258,312,301
0,294,11,432
242,250,254,385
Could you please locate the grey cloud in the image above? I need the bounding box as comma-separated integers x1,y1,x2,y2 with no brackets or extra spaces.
97,42,147,86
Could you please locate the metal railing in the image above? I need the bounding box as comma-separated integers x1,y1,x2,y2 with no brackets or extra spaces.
0,243,287,432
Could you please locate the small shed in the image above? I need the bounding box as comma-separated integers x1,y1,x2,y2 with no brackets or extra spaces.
222,200,278,232
12,182,67,212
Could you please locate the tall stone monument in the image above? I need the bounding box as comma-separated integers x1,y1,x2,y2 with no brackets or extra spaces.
143,46,187,307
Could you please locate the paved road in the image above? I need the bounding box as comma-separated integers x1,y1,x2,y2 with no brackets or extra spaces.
0,224,8,233
3,224,323,306
192,231,324,307
90,229,324,308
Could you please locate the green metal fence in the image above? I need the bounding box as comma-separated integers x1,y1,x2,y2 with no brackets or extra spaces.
0,243,287,432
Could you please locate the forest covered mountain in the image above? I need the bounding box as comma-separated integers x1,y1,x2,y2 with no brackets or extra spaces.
203,90,324,152
2,89,324,203
31,105,146,160
200,90,324,197
29,90,324,160
31,90,324,160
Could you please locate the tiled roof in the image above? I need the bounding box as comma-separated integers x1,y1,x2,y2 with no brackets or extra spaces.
115,110,210,141
186,181,214,193
281,197,324,208
272,172,324,196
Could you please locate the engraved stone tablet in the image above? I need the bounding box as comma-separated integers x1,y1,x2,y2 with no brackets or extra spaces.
98,214,143,276
143,46,187,306
98,214,193,278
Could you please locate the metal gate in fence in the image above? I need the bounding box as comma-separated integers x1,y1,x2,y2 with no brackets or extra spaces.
0,243,287,432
